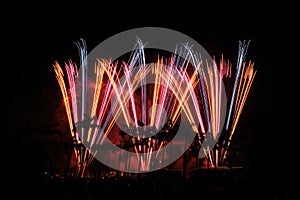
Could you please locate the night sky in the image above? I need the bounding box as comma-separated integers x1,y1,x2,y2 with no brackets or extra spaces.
6,6,298,198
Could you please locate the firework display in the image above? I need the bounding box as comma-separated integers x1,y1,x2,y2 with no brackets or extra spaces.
53,38,256,177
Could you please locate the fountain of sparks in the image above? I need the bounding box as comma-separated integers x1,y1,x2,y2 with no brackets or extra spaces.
53,38,256,176
198,40,257,168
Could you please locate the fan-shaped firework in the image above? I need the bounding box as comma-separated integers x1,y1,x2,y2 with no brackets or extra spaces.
53,38,256,177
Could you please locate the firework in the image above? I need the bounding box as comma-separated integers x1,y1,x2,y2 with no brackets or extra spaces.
53,38,256,176
220,41,256,164
197,40,257,167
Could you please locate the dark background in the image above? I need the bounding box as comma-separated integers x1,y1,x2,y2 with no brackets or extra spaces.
6,3,298,199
